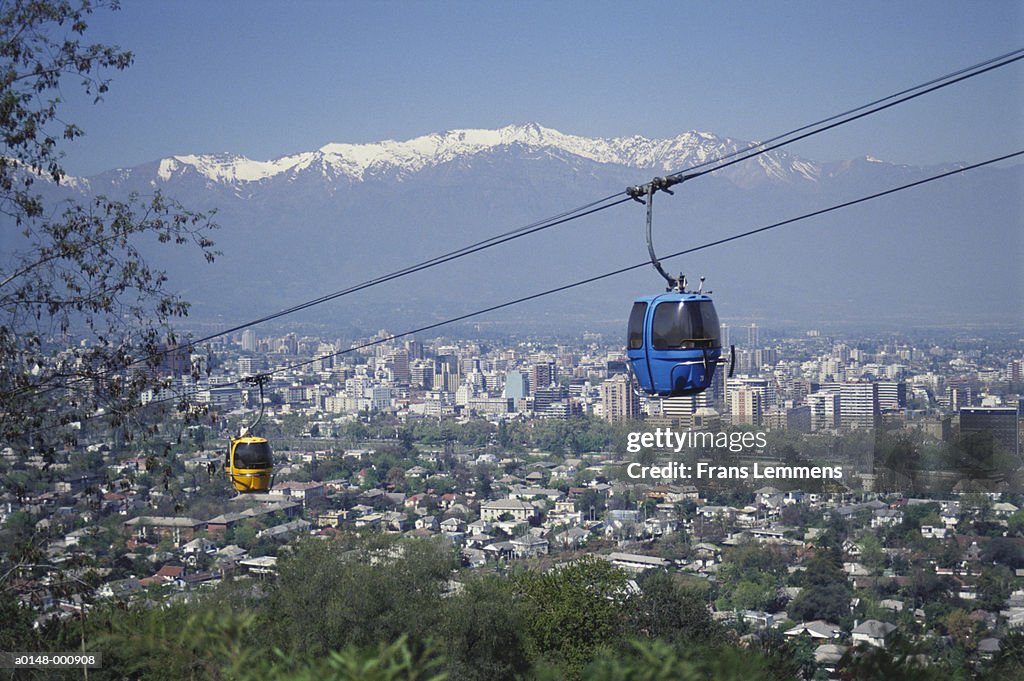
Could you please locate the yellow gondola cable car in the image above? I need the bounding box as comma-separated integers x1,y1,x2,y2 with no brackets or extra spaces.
226,375,274,493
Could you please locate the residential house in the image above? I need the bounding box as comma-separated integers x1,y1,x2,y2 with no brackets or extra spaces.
269,481,325,503
814,644,848,677
415,516,439,531
605,552,669,573
97,578,143,601
784,620,842,640
512,534,549,559
851,619,897,648
123,516,204,546
480,499,536,523
556,526,591,548
238,556,277,576
257,519,311,540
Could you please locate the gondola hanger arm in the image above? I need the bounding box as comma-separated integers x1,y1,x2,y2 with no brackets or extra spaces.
240,373,270,436
626,174,697,292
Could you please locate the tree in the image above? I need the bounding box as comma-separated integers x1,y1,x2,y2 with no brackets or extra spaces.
583,638,776,681
991,630,1024,679
0,0,218,457
268,536,456,657
982,537,1024,570
90,604,264,681
859,533,887,574
940,608,980,652
632,571,715,643
443,576,531,681
976,564,1014,612
1008,509,1024,536
515,555,633,678
789,550,852,625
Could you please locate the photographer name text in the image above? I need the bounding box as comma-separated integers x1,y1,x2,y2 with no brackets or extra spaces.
625,461,843,481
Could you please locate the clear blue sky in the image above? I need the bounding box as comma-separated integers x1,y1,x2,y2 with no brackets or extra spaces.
57,0,1023,176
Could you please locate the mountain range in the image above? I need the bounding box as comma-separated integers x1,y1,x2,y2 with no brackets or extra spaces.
27,124,1024,337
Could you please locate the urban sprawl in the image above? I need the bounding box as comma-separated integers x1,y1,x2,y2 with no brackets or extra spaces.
4,324,1023,677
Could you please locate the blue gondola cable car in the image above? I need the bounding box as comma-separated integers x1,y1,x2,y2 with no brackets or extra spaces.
625,179,734,397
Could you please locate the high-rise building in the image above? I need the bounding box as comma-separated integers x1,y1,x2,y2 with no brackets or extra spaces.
1008,359,1023,383
807,391,840,431
606,359,628,377
529,362,556,392
410,360,433,389
748,323,759,349
155,342,190,378
238,356,260,376
732,388,762,426
405,339,424,360
279,333,298,355
533,385,569,414
786,405,812,433
753,348,777,370
433,355,461,392
600,374,640,422
241,329,257,352
657,390,715,419
383,350,411,385
945,380,974,412
876,381,907,411
840,382,880,430
345,375,372,400
726,377,773,414
503,371,529,400
960,407,1019,457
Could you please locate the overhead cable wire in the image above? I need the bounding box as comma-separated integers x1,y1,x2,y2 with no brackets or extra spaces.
11,194,631,401
270,149,1024,375
66,148,1018,432
15,48,1024,401
182,193,632,347
104,47,1024,356
658,48,1024,186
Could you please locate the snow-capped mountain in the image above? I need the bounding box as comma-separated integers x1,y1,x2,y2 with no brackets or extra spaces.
29,125,1023,331
140,124,820,187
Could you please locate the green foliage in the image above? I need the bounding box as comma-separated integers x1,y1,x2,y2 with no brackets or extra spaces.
940,608,980,652
0,587,41,657
0,0,218,454
515,555,632,677
859,533,887,573
498,415,632,455
248,636,448,681
21,524,1018,680
0,0,131,196
583,638,776,681
904,568,955,607
267,536,456,657
976,564,1014,612
788,549,851,625
1008,509,1024,536
838,635,937,681
982,537,1024,570
713,543,787,612
991,630,1024,680
88,604,265,681
873,433,922,492
409,418,494,448
442,576,531,681
717,576,776,613
631,571,715,643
